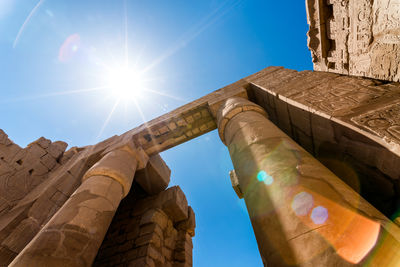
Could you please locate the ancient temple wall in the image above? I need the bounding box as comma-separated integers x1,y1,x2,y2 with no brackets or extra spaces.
0,130,80,264
0,128,195,266
245,67,400,219
0,130,68,213
307,0,400,82
93,185,195,267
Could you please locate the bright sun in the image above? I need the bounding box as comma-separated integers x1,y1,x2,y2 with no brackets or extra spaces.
106,67,144,100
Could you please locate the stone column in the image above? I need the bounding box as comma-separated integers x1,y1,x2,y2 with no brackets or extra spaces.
217,97,400,266
10,145,146,267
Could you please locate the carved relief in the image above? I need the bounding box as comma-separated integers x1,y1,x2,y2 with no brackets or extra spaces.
348,0,373,76
352,103,400,142
327,0,350,73
373,0,400,38
306,0,400,81
290,76,388,116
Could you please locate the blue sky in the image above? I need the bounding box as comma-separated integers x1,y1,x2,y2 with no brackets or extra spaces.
0,1,312,266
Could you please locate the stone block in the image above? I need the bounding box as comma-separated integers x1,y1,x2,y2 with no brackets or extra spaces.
2,217,39,253
26,143,47,160
274,97,293,137
128,256,155,267
173,262,191,267
118,240,134,253
176,206,196,237
59,147,79,165
288,104,311,136
126,225,140,241
53,171,80,196
159,186,188,223
27,189,59,225
164,236,176,250
47,141,68,159
135,233,161,248
0,161,13,176
125,248,138,261
292,127,314,154
1,144,21,164
146,245,164,264
40,153,57,170
162,247,173,260
139,223,163,238
31,162,49,176
135,154,171,195
140,209,168,229
50,190,68,207
378,150,400,180
0,130,9,145
28,137,51,149
0,246,17,265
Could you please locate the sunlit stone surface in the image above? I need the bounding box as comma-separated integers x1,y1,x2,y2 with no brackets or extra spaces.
307,0,400,82
216,97,400,266
2,1,400,265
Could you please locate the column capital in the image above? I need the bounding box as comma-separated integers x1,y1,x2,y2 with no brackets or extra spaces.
83,149,139,197
216,97,267,145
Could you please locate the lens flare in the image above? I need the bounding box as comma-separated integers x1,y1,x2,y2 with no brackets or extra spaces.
292,191,314,216
257,170,274,185
311,206,329,224
59,34,81,62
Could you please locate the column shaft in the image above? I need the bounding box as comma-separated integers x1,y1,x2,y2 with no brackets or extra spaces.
218,97,400,266
10,149,139,266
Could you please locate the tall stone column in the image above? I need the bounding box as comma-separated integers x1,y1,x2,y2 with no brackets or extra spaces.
217,97,400,266
10,144,146,267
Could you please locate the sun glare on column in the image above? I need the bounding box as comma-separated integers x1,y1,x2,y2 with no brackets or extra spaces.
106,67,144,100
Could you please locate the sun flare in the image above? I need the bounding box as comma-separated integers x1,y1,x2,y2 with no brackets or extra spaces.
106,67,144,100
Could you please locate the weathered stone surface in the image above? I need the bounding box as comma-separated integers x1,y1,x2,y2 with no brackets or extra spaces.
229,170,244,199
9,175,125,267
135,154,171,195
93,186,195,267
83,149,139,197
2,58,400,267
306,0,400,82
176,206,196,237
217,97,400,266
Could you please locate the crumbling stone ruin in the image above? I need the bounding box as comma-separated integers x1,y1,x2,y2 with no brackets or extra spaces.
0,130,195,266
1,0,400,266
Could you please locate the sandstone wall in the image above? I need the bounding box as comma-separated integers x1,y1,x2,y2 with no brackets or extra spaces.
0,130,195,266
94,185,195,267
2,64,400,265
307,0,400,82
245,67,400,219
0,130,67,213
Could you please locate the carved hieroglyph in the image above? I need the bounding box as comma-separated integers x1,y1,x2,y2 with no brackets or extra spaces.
352,103,400,147
307,0,400,81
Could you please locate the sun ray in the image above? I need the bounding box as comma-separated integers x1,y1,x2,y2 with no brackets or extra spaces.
13,0,45,48
132,98,160,149
123,0,129,67
132,98,147,123
133,42,148,70
141,0,243,74
0,86,107,104
142,88,187,102
96,98,120,141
